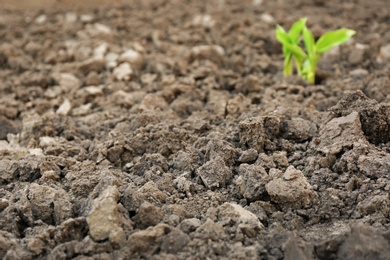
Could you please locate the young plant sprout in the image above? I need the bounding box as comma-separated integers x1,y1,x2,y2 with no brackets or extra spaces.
275,18,356,84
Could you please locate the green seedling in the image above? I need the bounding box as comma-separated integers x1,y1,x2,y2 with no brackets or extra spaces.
275,18,356,84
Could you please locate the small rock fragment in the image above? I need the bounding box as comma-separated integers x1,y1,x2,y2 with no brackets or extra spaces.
265,166,317,208
226,94,251,116
113,62,133,81
135,201,163,228
235,164,270,201
196,156,232,190
79,57,105,74
238,148,258,163
282,117,317,142
80,14,94,23
0,116,18,140
328,90,390,144
178,218,202,234
358,152,390,178
338,225,390,260
349,68,368,78
105,52,119,69
65,12,78,23
239,117,265,153
283,235,312,260
35,15,47,24
127,224,169,253
207,90,228,117
86,23,112,37
205,138,236,166
192,15,215,28
27,238,45,255
158,227,190,254
28,183,72,225
190,45,225,65
52,73,81,89
252,0,263,5
316,112,366,155
348,47,365,65
122,181,168,212
357,194,388,214
217,202,264,237
0,198,9,211
0,231,19,258
194,218,226,241
139,93,169,112
260,13,274,23
87,186,131,246
56,99,72,115
173,173,196,194
119,49,144,70
377,43,390,63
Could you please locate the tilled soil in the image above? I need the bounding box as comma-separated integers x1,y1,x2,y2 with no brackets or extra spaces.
0,0,389,259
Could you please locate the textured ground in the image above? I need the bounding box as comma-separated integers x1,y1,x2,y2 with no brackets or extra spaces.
0,0,389,259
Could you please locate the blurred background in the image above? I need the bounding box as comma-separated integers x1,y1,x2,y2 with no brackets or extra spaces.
0,0,130,9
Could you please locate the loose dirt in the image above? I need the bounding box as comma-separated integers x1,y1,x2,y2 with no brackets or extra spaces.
0,0,389,259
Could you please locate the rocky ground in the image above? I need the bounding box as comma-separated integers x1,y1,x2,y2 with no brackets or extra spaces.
0,0,389,259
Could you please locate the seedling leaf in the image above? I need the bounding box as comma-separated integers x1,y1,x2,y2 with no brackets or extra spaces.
275,25,292,46
302,26,315,60
316,28,356,54
288,18,307,43
283,53,293,75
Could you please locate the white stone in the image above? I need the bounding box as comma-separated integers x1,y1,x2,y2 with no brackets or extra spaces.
350,68,368,77
191,45,225,57
119,49,144,70
72,103,92,116
93,23,111,34
377,44,390,63
65,12,78,23
192,15,215,28
53,73,81,89
87,186,128,246
93,43,108,59
35,15,47,25
216,202,263,237
28,148,43,156
219,202,263,228
260,13,274,24
113,63,133,81
80,14,94,23
105,52,119,68
56,99,72,115
84,86,103,95
120,49,140,63
39,136,57,147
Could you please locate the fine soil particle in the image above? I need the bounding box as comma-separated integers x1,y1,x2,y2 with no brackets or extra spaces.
0,0,389,259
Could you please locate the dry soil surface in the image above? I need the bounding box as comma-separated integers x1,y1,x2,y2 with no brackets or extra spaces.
0,0,389,259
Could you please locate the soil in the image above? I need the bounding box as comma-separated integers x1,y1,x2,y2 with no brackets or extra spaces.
0,0,389,259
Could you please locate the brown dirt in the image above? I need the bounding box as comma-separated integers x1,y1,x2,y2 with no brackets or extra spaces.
0,0,389,259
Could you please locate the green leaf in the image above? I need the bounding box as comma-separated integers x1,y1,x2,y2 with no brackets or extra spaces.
285,43,307,63
275,26,306,61
316,28,356,54
283,53,293,75
275,25,293,46
288,18,307,43
302,26,315,60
